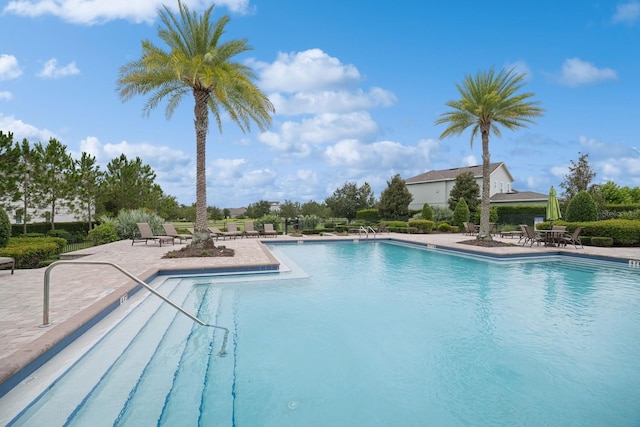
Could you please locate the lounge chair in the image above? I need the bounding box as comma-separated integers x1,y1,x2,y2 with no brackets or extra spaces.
226,223,242,239
162,223,193,243
244,222,260,238
463,222,477,236
0,256,15,274
376,223,389,233
562,227,584,249
262,223,277,237
209,227,237,240
133,222,175,247
521,225,544,247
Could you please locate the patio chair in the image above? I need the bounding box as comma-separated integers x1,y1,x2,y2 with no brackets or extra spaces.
243,222,260,238
521,225,544,247
376,223,389,233
262,223,278,237
133,223,175,247
562,227,584,249
463,222,477,236
162,223,193,243
209,227,236,240
226,223,242,239
0,256,15,274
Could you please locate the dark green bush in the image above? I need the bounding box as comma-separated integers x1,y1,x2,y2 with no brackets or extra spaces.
356,209,379,223
452,198,470,228
566,191,598,222
474,206,499,224
21,232,46,238
437,222,452,232
408,219,434,233
580,236,591,245
0,207,10,247
87,223,120,245
421,204,433,221
591,237,614,247
46,229,71,243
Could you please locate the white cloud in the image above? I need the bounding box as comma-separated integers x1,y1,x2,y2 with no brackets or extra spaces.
0,91,13,101
254,49,361,93
324,138,431,171
0,113,58,141
259,112,379,155
3,0,251,25
37,59,80,79
612,1,640,24
554,58,617,87
461,155,477,167
0,54,22,81
270,87,397,116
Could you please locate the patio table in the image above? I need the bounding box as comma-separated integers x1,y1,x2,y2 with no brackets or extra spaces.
537,229,566,247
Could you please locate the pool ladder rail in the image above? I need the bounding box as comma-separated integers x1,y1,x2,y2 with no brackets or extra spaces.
358,226,377,239
42,260,229,357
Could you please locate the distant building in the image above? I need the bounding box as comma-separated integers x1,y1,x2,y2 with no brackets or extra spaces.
406,162,546,210
268,201,280,213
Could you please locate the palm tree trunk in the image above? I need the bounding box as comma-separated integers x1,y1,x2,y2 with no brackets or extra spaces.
478,127,493,242
192,89,212,247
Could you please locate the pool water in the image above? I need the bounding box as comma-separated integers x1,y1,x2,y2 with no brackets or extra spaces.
6,241,640,426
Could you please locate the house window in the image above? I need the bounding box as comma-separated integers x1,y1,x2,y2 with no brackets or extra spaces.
500,182,504,193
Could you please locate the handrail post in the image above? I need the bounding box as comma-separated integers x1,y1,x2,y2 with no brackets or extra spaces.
41,260,229,356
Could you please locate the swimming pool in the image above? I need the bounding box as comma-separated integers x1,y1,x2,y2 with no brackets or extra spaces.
4,241,640,426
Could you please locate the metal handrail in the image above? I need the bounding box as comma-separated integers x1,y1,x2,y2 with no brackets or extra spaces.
43,260,229,356
358,226,377,239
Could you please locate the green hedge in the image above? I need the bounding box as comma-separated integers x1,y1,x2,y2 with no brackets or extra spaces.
11,221,90,235
408,219,434,233
537,219,640,246
591,237,614,247
0,237,66,268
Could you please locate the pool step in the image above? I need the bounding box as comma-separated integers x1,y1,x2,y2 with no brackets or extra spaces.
13,279,190,426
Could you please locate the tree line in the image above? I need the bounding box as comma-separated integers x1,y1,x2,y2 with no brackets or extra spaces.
0,131,178,231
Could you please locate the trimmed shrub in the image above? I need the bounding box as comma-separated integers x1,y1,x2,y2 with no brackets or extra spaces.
0,207,10,247
356,209,379,223
0,237,65,268
591,237,614,247
566,191,598,222
88,223,120,245
431,206,454,223
408,219,434,233
437,222,452,232
580,236,591,246
421,204,434,221
452,198,470,228
46,229,71,243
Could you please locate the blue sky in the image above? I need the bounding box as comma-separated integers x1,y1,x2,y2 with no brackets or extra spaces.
1,0,639,208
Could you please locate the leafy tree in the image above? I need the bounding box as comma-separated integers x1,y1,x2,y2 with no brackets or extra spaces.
32,138,75,230
452,197,470,228
436,67,543,241
100,154,159,215
207,205,224,221
176,204,196,222
0,206,10,247
565,190,598,222
223,208,231,219
14,140,39,233
117,1,274,246
378,174,413,219
325,182,375,221
447,172,480,214
278,200,301,218
559,152,595,201
0,131,20,207
245,200,272,218
421,203,433,221
301,200,330,218
74,152,103,230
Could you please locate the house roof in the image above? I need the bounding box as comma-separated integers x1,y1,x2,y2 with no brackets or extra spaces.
405,162,512,184
490,190,548,203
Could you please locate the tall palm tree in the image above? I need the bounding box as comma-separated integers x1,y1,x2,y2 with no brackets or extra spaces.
435,68,543,242
117,1,274,246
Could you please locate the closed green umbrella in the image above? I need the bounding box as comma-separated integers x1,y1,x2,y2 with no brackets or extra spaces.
546,186,562,226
